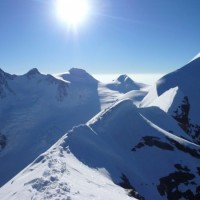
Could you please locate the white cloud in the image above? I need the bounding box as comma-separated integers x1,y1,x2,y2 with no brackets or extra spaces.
93,73,164,85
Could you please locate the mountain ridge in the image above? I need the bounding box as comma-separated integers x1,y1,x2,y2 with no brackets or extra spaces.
0,67,146,187
1,57,200,199
1,98,200,199
141,55,200,145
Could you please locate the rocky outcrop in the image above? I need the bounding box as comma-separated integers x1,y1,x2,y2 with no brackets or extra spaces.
119,174,145,200
157,164,200,199
172,96,200,145
0,133,7,151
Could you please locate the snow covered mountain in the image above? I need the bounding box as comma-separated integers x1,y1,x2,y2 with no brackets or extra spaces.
0,99,199,200
0,68,146,187
2,58,200,199
141,54,200,145
105,74,146,93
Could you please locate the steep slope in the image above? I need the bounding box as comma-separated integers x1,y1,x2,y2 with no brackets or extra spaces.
190,52,200,62
1,99,199,200
141,55,200,144
0,68,102,186
0,68,16,98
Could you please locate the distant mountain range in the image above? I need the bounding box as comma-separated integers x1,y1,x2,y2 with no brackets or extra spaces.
0,54,200,200
0,67,146,187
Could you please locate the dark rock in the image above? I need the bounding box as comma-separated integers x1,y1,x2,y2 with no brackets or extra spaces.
197,167,200,176
167,138,200,159
173,96,190,125
132,136,174,151
0,133,7,151
157,170,195,199
174,164,190,172
119,174,145,200
172,96,200,145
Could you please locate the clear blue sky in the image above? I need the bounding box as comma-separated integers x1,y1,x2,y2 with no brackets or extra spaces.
0,0,200,75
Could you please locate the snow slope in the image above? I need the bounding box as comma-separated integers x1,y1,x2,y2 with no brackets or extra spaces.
0,68,145,187
0,68,100,186
0,147,135,200
1,99,200,199
141,55,200,144
190,52,200,62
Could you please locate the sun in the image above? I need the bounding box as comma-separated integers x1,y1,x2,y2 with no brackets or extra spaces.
56,0,90,27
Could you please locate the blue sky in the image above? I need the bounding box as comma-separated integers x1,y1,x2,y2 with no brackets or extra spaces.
0,0,200,75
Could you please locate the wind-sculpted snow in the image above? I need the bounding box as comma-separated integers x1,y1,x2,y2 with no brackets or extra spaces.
141,55,200,145
1,99,200,199
1,58,200,199
54,99,200,199
0,68,146,187
0,138,136,200
0,68,101,186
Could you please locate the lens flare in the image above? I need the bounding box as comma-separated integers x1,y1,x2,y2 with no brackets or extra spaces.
56,0,89,27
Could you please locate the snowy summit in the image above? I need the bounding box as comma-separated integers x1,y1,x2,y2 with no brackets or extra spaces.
1,56,200,199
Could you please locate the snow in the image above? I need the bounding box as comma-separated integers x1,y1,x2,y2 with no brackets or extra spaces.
1,97,200,199
1,61,200,199
56,68,98,84
189,52,200,62
139,106,192,142
0,68,145,187
147,86,184,113
105,74,145,93
140,83,158,107
141,55,200,125
0,150,134,200
1,97,148,199
92,73,163,85
119,90,148,106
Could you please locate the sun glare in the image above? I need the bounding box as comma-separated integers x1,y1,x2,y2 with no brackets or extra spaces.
56,0,89,27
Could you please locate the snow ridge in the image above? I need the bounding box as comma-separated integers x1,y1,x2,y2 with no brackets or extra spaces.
1,59,200,200
1,97,200,199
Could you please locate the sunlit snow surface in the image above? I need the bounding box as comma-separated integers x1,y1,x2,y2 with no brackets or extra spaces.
0,148,134,200
141,56,200,125
1,99,200,199
1,57,200,200
0,68,147,187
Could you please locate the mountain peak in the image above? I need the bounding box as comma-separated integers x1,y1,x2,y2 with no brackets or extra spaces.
106,74,140,93
59,68,98,84
68,68,97,80
26,68,40,77
69,68,87,75
117,74,133,83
